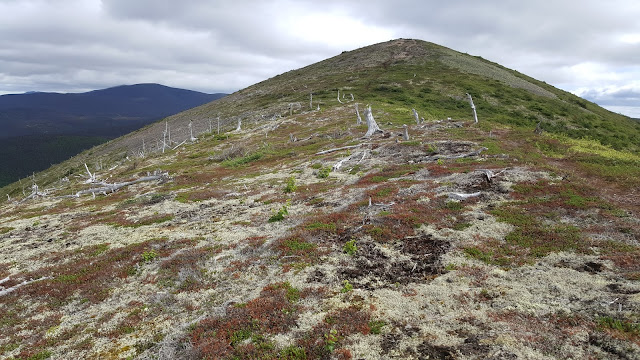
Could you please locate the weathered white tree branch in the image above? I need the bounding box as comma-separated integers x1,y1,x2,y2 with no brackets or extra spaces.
84,163,96,183
172,139,187,150
467,93,478,124
315,144,366,155
364,105,383,137
235,119,242,132
19,184,47,203
423,147,488,161
337,89,343,104
0,277,51,297
332,150,368,172
355,103,362,125
310,93,313,109
448,192,482,200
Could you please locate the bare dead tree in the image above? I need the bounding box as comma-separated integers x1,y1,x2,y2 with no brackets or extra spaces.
467,93,478,124
355,103,362,125
189,120,197,142
412,109,420,124
162,121,168,153
534,121,543,135
364,105,383,137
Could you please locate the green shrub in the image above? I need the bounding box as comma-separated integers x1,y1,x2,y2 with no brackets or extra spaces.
317,166,331,179
268,202,289,222
141,250,158,263
369,320,386,335
340,280,353,293
343,239,357,256
283,176,297,193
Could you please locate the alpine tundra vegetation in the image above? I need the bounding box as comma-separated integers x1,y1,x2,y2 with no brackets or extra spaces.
1,39,639,359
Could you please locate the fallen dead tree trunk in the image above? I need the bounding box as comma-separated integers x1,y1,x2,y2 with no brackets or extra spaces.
0,276,52,297
448,192,482,200
18,184,47,203
333,150,368,171
315,144,367,155
423,147,488,162
59,172,169,199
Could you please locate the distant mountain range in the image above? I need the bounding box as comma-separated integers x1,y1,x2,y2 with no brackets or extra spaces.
0,84,225,187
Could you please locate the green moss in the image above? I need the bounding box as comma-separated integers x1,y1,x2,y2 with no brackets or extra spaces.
444,200,463,211
279,345,307,359
221,152,263,168
305,222,337,231
369,320,386,335
26,350,52,360
283,239,316,252
597,316,640,335
0,227,14,234
464,247,494,264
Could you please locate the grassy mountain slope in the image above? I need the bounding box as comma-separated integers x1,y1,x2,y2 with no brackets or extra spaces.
1,39,639,359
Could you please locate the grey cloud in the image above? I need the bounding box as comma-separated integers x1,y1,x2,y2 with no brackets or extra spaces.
0,0,638,117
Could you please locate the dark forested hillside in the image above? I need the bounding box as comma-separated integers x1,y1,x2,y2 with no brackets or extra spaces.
0,84,225,187
0,83,225,138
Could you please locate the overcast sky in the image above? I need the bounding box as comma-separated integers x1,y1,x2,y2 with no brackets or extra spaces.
1,0,639,117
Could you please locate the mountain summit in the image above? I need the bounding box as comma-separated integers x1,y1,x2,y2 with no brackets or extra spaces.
1,39,639,359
